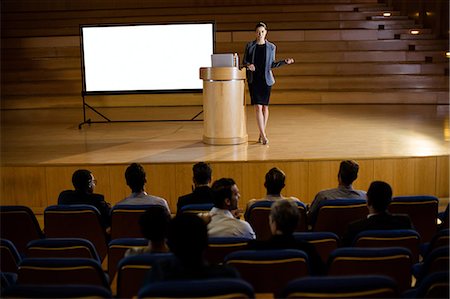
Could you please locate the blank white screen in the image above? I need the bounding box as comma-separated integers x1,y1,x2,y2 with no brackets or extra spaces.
81,23,213,93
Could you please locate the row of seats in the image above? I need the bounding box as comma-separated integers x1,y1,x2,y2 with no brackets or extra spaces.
3,227,446,278
0,195,445,260
3,273,447,298
1,243,448,297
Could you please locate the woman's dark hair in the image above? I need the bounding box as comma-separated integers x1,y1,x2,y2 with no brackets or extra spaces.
255,21,267,30
139,205,171,241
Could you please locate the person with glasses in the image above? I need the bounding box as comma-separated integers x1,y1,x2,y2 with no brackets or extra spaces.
58,169,111,229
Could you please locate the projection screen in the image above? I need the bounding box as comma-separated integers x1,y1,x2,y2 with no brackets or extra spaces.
80,22,214,95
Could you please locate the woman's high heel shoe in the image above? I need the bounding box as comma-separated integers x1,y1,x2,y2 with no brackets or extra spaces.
262,136,269,145
258,135,262,143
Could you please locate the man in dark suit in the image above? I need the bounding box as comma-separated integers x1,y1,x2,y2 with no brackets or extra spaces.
342,181,413,246
176,162,213,213
58,169,111,229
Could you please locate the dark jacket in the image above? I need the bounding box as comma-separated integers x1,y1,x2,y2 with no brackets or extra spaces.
176,186,213,214
58,190,111,228
342,212,414,246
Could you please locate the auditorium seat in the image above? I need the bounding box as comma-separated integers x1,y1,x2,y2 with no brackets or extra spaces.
25,238,101,262
138,278,254,299
17,257,110,289
412,246,449,285
0,239,22,273
224,249,309,295
312,199,367,238
353,229,421,263
404,271,449,298
111,204,155,239
44,204,109,260
0,206,44,254
293,231,340,263
205,237,251,265
388,195,438,243
116,253,173,298
280,275,399,298
179,203,214,215
328,247,412,292
421,229,449,258
3,284,113,298
107,237,147,279
245,200,307,240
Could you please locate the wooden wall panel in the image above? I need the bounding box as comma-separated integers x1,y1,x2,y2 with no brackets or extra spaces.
436,155,449,197
1,156,447,218
414,157,437,195
1,166,47,210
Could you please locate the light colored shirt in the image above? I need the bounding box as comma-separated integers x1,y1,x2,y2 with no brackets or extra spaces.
115,191,171,214
207,207,256,239
308,185,366,224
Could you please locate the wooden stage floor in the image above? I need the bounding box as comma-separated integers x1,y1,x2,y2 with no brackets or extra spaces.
1,104,449,165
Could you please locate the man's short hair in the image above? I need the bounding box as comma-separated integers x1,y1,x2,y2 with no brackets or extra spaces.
72,169,92,191
193,162,212,185
125,163,146,193
211,178,236,208
139,205,171,242
167,214,208,261
367,181,392,212
265,167,286,195
270,200,299,235
338,160,359,185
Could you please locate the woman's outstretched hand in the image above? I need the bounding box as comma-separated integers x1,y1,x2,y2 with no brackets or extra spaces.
285,58,295,64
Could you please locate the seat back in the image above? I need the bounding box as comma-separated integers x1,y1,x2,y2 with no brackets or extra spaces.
25,238,100,262
179,203,214,215
280,275,399,298
245,200,307,240
224,249,309,294
415,271,449,299
423,229,449,257
138,278,255,299
3,284,113,298
293,232,340,264
17,257,110,289
313,199,367,237
107,237,147,278
328,247,412,292
353,229,421,263
44,205,108,260
388,196,438,243
416,246,450,283
205,237,251,265
0,239,22,273
0,206,44,254
111,205,155,239
117,253,173,298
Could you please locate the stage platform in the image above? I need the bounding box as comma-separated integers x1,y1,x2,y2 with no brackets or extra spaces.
1,104,449,216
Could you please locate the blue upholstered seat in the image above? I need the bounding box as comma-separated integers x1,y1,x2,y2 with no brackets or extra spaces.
281,275,399,298
138,278,254,299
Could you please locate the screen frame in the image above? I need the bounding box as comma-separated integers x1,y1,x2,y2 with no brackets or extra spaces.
79,21,216,96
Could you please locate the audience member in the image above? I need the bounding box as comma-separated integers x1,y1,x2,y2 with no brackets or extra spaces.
342,181,413,246
248,200,324,275
58,169,111,228
177,162,213,213
115,163,170,213
308,160,366,225
144,213,239,282
125,205,171,257
246,167,301,213
207,178,256,239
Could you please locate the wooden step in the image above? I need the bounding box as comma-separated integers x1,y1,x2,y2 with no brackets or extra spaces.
1,89,447,110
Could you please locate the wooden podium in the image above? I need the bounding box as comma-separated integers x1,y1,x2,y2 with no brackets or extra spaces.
199,67,248,145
